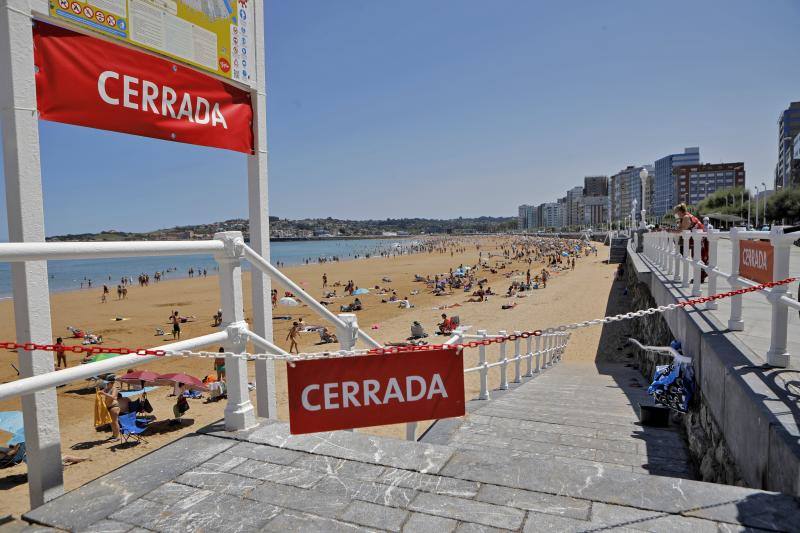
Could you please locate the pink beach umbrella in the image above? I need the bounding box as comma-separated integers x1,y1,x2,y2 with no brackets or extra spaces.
119,370,161,384
156,373,209,392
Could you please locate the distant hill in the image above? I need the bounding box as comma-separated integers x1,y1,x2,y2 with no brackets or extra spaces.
46,216,516,241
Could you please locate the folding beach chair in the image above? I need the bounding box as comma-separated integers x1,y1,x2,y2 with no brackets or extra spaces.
119,412,149,444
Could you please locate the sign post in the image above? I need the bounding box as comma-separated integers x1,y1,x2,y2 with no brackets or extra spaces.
247,0,276,419
287,348,465,435
0,0,64,507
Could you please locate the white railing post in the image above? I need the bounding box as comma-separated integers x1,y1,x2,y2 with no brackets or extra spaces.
336,313,360,433
477,330,489,400
765,227,791,367
1,2,64,506
666,232,674,276
682,230,691,288
544,335,552,367
513,331,522,383
336,313,358,351
705,226,719,310
215,232,257,432
523,335,533,377
498,330,509,390
534,335,541,373
672,234,681,281
691,227,702,296
727,227,744,331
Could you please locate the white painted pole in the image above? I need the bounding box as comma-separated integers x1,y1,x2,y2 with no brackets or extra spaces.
247,0,276,420
336,313,358,351
477,330,489,400
215,232,256,431
512,331,522,383
498,330,508,390
681,231,691,288
0,331,229,401
727,227,744,331
691,228,702,297
706,229,719,310
534,335,541,373
0,2,62,507
673,234,681,282
765,228,790,367
523,336,533,377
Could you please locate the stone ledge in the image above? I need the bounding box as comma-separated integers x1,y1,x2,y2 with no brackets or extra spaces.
628,251,800,496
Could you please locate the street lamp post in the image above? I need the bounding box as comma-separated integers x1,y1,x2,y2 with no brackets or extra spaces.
761,181,767,226
754,185,760,228
639,168,649,229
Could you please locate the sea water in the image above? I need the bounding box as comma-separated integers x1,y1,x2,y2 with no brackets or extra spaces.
0,238,414,298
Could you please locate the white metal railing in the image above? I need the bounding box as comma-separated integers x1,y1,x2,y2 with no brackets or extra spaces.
640,224,799,367
405,328,570,440
0,231,386,507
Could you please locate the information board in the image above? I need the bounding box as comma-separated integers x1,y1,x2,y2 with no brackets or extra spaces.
48,0,253,83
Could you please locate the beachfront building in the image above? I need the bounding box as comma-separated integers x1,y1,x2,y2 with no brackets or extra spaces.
582,195,608,227
566,186,584,227
654,147,700,216
584,175,608,197
674,162,745,206
609,165,653,222
776,101,800,190
540,202,561,228
557,196,568,229
517,204,537,231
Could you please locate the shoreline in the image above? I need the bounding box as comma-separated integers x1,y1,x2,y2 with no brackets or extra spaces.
0,237,432,299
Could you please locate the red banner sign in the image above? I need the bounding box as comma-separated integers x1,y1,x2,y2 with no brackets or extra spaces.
287,347,465,435
33,21,253,154
739,240,774,284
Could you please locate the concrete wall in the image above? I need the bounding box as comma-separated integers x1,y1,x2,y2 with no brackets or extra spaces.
625,249,800,496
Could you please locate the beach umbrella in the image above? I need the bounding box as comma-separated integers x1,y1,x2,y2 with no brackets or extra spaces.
561,251,569,257
90,352,122,363
0,411,25,445
119,370,161,384
156,373,209,392
353,288,369,295
279,297,300,306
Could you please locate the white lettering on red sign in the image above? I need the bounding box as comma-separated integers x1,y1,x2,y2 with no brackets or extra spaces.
742,248,768,271
97,70,228,129
300,374,448,412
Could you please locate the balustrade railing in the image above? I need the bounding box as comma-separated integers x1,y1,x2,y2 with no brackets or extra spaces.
641,224,799,368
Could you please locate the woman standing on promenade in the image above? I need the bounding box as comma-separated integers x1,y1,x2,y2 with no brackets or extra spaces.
673,203,708,282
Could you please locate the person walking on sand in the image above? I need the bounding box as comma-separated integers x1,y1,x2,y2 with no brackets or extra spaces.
171,311,181,340
322,273,328,289
287,321,300,354
99,375,121,442
55,337,67,368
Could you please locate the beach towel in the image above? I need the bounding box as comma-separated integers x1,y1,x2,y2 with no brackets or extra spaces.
94,391,112,428
648,362,694,413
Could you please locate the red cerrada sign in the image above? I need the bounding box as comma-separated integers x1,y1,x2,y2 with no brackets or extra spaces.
33,21,254,154
287,347,465,434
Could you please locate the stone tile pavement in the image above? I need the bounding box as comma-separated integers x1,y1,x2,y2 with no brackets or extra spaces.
16,362,800,532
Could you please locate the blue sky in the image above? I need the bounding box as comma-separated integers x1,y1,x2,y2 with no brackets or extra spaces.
1,0,799,236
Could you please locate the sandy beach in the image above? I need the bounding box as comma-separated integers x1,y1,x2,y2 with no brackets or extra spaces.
0,236,618,517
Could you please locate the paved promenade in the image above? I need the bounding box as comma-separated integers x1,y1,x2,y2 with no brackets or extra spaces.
19,360,800,532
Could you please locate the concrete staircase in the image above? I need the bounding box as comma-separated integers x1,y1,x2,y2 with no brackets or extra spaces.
20,362,800,532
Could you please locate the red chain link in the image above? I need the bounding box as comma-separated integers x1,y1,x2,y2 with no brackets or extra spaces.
2,277,796,358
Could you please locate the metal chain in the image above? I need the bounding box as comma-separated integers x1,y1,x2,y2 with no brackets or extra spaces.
2,276,795,362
